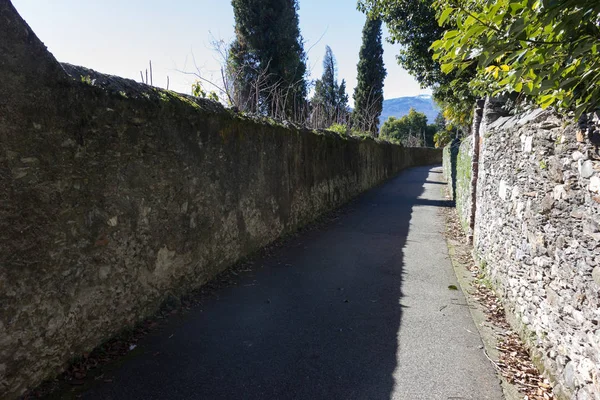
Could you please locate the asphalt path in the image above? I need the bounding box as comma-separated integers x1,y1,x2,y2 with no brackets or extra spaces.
76,165,503,400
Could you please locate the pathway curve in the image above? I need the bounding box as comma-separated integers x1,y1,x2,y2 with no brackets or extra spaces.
75,165,503,400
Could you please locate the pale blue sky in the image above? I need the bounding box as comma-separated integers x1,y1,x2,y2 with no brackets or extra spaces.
12,0,431,105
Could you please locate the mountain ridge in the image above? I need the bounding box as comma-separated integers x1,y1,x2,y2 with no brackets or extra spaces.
380,95,440,125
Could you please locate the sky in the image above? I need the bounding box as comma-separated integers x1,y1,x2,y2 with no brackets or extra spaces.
12,0,431,105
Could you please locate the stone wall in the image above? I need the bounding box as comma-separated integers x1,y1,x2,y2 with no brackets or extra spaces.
444,103,600,399
455,137,474,233
443,137,473,232
442,141,457,199
0,3,441,398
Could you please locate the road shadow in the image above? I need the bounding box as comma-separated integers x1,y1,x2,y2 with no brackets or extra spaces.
413,198,455,208
401,180,446,185
62,166,436,400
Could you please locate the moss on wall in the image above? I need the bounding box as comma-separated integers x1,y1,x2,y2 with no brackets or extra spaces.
455,137,473,232
442,137,472,233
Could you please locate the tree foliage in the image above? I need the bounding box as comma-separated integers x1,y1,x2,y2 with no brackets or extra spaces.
358,0,476,130
352,17,387,135
230,0,307,120
379,108,436,146
311,46,350,128
434,112,446,131
191,80,219,102
358,0,447,88
431,0,600,116
431,111,457,148
360,0,600,130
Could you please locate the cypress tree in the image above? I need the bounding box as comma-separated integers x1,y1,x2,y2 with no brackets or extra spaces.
352,17,386,135
337,79,349,124
311,46,348,127
230,0,307,120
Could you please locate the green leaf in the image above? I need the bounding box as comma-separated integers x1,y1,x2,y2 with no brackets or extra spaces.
540,95,555,108
508,17,525,36
444,30,460,40
515,81,523,92
441,63,455,74
510,2,525,13
526,81,534,93
464,25,486,40
430,39,443,50
439,8,454,26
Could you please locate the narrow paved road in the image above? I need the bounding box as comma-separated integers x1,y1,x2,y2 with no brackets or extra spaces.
76,166,502,400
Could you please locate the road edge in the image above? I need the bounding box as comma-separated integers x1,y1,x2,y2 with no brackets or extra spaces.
442,206,524,400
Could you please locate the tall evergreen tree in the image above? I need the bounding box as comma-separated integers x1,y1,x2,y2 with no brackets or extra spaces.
352,17,386,135
311,46,349,128
230,0,307,120
433,112,446,132
336,79,349,123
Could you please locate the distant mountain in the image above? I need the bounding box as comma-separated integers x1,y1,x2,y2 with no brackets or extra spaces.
379,94,440,126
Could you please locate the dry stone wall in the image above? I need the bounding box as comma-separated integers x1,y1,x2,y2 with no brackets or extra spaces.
442,140,457,199
443,137,473,232
456,137,474,233
0,2,441,398
445,102,600,399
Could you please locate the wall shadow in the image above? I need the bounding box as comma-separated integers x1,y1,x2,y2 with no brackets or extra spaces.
65,167,435,400
413,198,455,208
402,180,446,185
